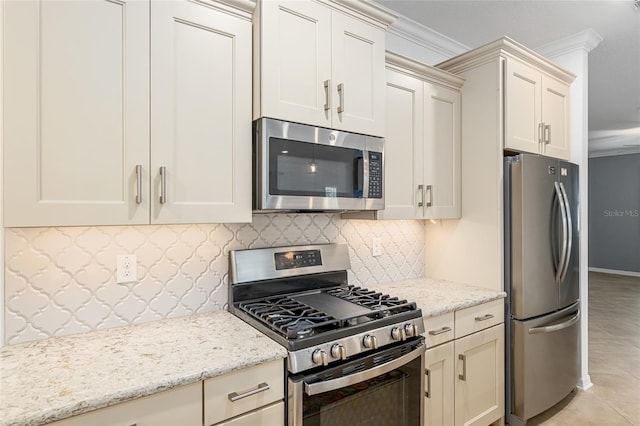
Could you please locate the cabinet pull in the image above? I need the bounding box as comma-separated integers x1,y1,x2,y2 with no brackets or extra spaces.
458,354,467,381
418,184,424,207
324,80,331,111
337,83,344,113
544,124,551,144
428,326,452,336
159,166,167,204
474,314,494,322
426,184,433,207
228,382,270,402
425,368,431,398
135,165,142,204
538,122,545,146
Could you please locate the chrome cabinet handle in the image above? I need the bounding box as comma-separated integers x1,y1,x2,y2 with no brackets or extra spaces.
418,184,424,207
228,382,270,402
324,80,331,111
458,354,466,381
337,83,344,113
425,368,431,398
538,122,545,146
159,166,167,204
474,314,494,322
135,165,142,204
428,326,452,336
426,184,433,207
544,124,551,144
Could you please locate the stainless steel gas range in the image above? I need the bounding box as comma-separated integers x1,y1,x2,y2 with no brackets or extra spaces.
229,243,425,426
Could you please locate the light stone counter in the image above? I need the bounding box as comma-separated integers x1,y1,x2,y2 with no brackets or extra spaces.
0,311,287,426
370,277,506,318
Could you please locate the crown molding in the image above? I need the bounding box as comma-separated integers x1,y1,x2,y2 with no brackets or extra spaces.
536,28,604,58
328,0,397,28
387,15,469,59
437,36,576,84
386,51,465,89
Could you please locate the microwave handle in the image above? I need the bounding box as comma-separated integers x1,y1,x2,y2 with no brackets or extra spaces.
357,152,365,196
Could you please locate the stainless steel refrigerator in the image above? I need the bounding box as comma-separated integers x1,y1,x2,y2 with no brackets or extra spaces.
504,154,580,426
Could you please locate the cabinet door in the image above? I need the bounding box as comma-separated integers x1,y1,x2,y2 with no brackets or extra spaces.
454,324,504,426
541,75,570,160
504,58,541,155
4,0,150,226
48,382,202,426
215,401,284,426
258,0,332,128
151,0,252,223
381,68,424,219
425,342,455,426
424,83,461,219
331,11,385,137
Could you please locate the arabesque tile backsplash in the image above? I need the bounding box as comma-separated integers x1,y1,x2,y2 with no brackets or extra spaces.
4,214,424,345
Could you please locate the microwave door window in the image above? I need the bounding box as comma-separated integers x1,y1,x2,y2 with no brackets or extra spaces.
269,138,363,198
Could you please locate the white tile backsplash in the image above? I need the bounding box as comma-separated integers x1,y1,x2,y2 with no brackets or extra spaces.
4,214,424,345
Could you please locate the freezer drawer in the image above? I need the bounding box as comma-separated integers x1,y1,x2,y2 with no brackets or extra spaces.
511,303,580,421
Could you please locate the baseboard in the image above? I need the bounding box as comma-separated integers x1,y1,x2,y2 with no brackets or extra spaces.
588,267,640,278
577,375,593,391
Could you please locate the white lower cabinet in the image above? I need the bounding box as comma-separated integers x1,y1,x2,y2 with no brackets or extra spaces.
48,382,202,426
454,324,505,426
47,359,285,426
424,341,455,426
216,401,284,426
204,359,284,426
422,301,505,426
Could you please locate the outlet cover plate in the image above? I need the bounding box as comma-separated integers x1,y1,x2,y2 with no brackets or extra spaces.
116,254,137,284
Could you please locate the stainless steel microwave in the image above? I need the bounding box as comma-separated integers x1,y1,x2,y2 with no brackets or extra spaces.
253,118,384,212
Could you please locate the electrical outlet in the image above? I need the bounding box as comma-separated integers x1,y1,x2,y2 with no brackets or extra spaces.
116,254,137,284
372,237,382,257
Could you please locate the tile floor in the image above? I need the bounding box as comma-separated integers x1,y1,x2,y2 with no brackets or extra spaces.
527,271,640,426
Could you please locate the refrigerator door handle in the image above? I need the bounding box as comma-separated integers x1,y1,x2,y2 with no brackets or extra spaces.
553,181,569,284
558,182,573,283
528,310,580,334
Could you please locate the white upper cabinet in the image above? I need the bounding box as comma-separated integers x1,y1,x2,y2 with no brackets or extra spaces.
374,53,463,220
505,57,571,160
3,0,253,227
151,0,252,224
254,0,394,137
4,0,150,226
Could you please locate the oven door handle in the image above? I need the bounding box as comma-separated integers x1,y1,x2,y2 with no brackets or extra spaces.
303,344,425,396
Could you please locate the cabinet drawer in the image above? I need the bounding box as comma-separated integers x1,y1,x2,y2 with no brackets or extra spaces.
455,299,504,338
48,382,202,426
215,401,284,426
204,359,284,426
422,312,455,347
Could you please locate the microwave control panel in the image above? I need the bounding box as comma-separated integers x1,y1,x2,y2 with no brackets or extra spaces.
368,152,382,198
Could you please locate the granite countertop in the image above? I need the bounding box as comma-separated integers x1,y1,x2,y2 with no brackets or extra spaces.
0,311,287,426
371,277,506,317
1,278,504,426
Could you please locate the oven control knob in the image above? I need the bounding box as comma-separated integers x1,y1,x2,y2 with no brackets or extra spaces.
330,344,347,360
363,334,378,349
312,349,329,366
404,323,418,337
391,327,407,341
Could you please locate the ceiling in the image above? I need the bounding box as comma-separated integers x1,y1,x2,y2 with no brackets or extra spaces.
378,0,640,156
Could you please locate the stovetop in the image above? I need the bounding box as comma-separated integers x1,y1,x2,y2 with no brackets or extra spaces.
237,285,418,342
228,243,425,373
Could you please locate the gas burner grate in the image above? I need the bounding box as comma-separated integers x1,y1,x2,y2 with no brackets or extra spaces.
238,296,341,339
326,286,417,313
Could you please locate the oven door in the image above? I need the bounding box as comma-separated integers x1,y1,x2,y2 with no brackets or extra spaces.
288,340,425,426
